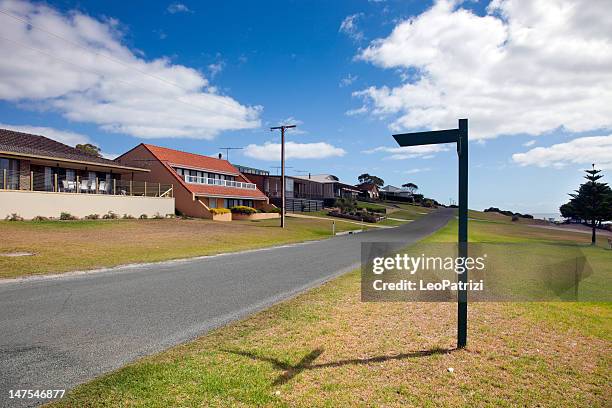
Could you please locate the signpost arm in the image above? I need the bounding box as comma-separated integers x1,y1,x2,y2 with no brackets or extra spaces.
457,118,468,348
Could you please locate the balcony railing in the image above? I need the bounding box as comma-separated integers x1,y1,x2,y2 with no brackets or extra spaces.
183,175,257,190
1,169,173,198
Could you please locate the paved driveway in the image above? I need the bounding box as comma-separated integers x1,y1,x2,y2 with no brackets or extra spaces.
0,208,453,407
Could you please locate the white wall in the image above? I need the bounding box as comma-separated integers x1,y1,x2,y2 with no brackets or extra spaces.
0,190,175,219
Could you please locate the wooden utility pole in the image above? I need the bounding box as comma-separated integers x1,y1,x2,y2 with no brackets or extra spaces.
270,124,296,228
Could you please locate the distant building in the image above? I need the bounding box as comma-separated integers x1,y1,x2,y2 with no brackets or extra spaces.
356,182,380,200
380,185,413,199
237,169,360,211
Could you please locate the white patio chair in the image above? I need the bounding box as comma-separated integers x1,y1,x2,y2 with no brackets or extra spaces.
67,180,76,192
89,180,97,193
80,180,89,193
99,181,107,194
61,180,69,192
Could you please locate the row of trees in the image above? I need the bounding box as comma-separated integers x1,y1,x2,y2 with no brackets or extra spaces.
559,165,612,244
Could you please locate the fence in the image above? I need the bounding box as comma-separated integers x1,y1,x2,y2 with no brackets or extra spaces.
1,169,173,198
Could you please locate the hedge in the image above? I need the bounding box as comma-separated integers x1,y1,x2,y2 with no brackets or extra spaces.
210,208,231,215
229,205,257,215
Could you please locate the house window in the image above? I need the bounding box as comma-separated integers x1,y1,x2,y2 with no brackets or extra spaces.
209,198,217,208
0,157,19,189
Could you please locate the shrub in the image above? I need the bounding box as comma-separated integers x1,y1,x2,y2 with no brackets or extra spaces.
165,213,176,219
139,214,148,219
5,213,24,221
32,215,49,221
230,205,257,215
334,198,357,213
152,212,164,219
60,212,77,220
210,207,231,215
122,214,135,219
84,214,100,220
266,207,281,214
511,214,519,222
102,211,118,220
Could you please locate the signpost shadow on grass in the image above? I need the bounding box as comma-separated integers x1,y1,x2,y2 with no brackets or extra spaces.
223,347,453,386
393,118,469,348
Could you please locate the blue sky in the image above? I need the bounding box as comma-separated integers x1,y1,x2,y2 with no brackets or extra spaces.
0,0,611,214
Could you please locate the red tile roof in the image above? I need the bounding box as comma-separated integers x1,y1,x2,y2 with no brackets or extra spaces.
142,144,267,200
144,144,238,174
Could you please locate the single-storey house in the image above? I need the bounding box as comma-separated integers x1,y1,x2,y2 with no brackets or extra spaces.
235,168,360,210
116,144,270,219
0,128,175,219
356,182,380,200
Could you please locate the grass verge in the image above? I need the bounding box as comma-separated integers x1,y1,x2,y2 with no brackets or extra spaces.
51,211,611,407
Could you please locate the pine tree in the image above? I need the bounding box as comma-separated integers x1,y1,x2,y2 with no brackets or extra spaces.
566,164,612,244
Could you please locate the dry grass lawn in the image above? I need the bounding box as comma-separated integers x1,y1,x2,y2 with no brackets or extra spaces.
0,217,361,279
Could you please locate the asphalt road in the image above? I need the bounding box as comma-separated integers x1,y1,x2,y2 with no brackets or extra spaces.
0,209,453,407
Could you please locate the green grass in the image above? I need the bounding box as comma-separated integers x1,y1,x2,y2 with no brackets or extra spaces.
50,209,611,407
0,217,363,279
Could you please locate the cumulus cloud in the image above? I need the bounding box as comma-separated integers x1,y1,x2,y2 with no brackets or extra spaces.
339,13,364,42
355,0,612,140
512,135,612,169
363,144,449,160
167,3,192,14
0,123,90,145
243,141,346,161
0,0,260,139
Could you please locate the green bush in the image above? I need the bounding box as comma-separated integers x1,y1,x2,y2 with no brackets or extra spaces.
102,211,118,220
32,215,49,221
267,207,281,214
5,213,24,221
60,212,77,220
122,214,135,219
210,208,231,215
230,205,257,215
152,213,164,219
84,214,100,220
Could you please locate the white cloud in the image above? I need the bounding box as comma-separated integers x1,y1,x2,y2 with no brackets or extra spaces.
403,167,430,174
512,134,612,169
243,141,346,161
345,106,368,116
355,0,612,140
363,144,449,160
167,3,192,14
0,123,90,145
208,61,225,78
523,140,537,147
339,13,364,42
339,73,358,87
0,1,260,139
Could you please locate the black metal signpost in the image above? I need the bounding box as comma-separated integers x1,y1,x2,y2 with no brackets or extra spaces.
393,118,469,348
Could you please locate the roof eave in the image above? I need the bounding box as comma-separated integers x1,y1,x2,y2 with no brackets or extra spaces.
0,150,149,172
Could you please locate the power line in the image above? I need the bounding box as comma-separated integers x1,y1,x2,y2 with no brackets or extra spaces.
0,8,247,113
